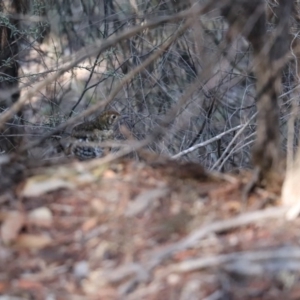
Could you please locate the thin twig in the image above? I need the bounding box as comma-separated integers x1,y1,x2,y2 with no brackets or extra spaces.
69,51,105,117
21,16,198,153
0,0,224,132
217,134,255,171
146,207,288,270
104,207,289,287
211,112,257,171
172,124,244,159
169,246,300,273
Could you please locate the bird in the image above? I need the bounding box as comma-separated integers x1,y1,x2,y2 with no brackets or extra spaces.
61,110,120,160
71,110,120,141
68,142,104,160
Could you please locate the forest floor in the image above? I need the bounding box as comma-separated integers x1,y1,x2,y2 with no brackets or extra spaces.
0,156,299,300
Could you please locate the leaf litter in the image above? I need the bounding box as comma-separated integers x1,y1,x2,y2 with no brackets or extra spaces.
0,158,299,299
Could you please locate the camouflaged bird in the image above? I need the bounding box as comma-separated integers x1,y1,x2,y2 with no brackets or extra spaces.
69,142,105,160
71,110,120,142
62,110,120,160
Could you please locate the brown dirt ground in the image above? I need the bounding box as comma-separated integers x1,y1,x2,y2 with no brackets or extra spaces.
0,157,299,300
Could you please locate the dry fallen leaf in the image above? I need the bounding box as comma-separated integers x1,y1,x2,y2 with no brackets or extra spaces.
15,234,52,249
0,281,8,293
1,211,26,244
81,217,98,232
28,207,53,227
21,176,75,197
125,188,169,217
15,279,44,291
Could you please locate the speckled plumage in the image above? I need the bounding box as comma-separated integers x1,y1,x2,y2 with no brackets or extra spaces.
72,110,120,139
62,110,120,160
71,142,104,160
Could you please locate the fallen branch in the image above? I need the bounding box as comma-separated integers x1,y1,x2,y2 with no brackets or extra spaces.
147,207,288,269
169,246,300,273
